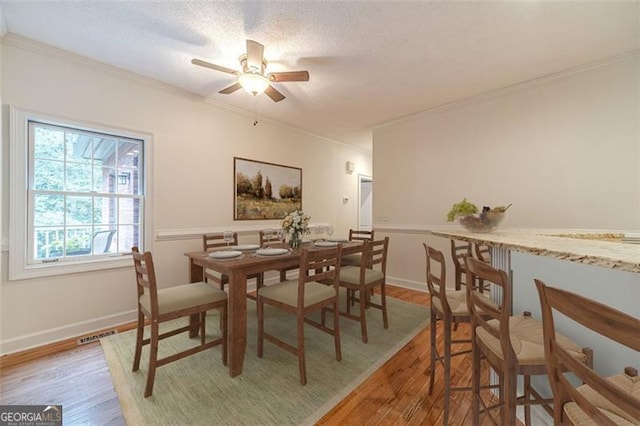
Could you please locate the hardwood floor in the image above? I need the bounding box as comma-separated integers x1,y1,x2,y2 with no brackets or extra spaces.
0,285,509,425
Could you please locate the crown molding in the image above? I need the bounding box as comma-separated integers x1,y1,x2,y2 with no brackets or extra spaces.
373,50,640,131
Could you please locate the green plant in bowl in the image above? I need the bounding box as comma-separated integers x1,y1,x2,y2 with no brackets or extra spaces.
447,199,511,233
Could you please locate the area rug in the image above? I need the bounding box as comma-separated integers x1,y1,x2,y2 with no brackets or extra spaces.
101,294,429,425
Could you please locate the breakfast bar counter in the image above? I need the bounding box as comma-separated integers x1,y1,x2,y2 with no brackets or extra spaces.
430,228,640,273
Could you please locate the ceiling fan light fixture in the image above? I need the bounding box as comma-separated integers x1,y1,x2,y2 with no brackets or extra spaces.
238,72,270,96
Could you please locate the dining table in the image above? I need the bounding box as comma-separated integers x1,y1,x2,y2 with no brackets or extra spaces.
184,240,364,377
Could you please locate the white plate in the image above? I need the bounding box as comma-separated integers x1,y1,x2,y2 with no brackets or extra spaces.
231,244,260,251
208,250,243,259
255,248,289,256
314,241,338,247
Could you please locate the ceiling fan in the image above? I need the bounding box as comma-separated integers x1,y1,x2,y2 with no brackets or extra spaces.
191,40,309,102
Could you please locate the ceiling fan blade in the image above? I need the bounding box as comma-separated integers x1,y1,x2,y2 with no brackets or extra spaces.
218,82,242,94
246,39,265,71
264,85,285,102
268,71,310,82
191,58,239,75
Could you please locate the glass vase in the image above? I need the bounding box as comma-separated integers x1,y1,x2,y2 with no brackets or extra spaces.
289,232,302,249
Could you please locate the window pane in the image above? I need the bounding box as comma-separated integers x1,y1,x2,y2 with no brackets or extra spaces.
116,169,137,195
95,137,117,168
118,141,140,168
34,194,64,226
34,228,65,259
94,166,116,193
34,159,64,190
119,198,140,224
65,132,92,164
66,196,92,226
93,228,116,254
66,227,92,256
117,224,139,252
33,126,64,160
66,162,92,192
94,196,117,225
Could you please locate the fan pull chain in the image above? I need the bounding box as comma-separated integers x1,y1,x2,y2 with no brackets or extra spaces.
253,96,259,126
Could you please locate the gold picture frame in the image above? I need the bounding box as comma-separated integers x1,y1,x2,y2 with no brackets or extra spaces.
234,157,302,220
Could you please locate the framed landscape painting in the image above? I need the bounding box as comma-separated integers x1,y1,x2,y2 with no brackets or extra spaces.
234,157,302,220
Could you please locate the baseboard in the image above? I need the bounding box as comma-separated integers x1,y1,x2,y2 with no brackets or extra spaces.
0,309,137,360
385,275,426,293
0,320,138,370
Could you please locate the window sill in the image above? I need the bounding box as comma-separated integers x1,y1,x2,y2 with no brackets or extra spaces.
9,255,132,281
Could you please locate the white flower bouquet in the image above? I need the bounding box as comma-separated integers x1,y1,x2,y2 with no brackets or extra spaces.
282,210,310,247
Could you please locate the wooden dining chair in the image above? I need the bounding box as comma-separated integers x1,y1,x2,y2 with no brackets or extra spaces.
257,245,343,385
340,228,374,267
535,279,640,425
465,256,592,425
131,247,228,397
259,229,298,282
338,237,389,343
203,232,263,297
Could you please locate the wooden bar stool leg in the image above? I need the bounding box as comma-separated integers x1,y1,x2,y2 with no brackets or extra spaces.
524,374,532,426
471,336,481,425
428,310,437,395
443,317,452,425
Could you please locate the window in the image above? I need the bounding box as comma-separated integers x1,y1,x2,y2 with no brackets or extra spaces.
9,107,152,279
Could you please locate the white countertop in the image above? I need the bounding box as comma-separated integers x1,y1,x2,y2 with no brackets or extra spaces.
430,228,640,274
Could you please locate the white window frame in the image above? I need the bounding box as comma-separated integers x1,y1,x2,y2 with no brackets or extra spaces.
9,106,153,280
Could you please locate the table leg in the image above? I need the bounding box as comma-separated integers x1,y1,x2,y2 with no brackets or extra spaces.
189,258,205,337
228,270,248,377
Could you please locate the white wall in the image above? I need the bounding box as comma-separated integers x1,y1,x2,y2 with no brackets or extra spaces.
373,55,639,290
0,36,371,354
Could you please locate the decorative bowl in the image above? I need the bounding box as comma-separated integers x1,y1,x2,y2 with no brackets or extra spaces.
457,211,506,233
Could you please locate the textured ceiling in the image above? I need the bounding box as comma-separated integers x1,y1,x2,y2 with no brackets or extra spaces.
1,1,638,150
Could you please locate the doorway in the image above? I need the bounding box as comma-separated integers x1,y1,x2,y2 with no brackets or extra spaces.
358,174,373,231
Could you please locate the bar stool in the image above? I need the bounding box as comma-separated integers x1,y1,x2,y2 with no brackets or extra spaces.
423,244,495,425
474,243,491,264
465,256,592,425
535,279,640,425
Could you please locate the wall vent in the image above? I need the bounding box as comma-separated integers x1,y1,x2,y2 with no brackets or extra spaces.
76,330,117,346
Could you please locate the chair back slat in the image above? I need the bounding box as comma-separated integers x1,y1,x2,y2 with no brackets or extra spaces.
297,246,342,306
536,279,640,424
259,230,281,247
349,229,374,242
131,246,159,311
360,237,388,272
203,232,238,251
